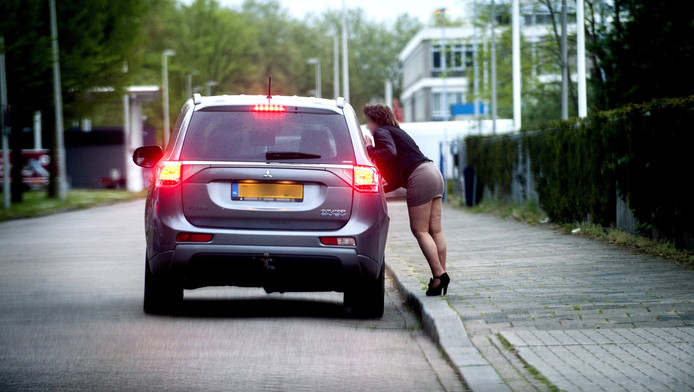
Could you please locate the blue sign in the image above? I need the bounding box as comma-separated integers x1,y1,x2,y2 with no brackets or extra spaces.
451,103,485,115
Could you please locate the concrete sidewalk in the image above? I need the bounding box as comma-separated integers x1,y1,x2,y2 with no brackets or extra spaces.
384,200,694,392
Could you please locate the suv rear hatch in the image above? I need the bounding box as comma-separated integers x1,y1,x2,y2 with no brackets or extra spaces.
178,105,357,230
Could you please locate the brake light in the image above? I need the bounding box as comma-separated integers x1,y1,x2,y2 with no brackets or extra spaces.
156,161,181,187
252,104,286,112
176,232,214,242
320,237,356,246
353,165,379,193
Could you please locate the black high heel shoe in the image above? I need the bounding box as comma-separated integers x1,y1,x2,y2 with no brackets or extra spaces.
425,272,450,296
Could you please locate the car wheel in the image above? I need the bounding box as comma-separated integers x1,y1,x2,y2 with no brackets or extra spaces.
143,257,183,314
345,261,385,318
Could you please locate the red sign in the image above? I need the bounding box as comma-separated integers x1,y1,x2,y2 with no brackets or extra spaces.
0,150,51,189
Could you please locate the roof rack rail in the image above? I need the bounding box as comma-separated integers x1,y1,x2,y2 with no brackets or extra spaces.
193,93,202,105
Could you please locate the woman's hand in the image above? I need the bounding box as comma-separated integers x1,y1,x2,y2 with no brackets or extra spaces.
364,135,373,147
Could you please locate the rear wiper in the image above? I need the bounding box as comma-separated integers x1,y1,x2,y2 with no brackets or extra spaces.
266,151,321,160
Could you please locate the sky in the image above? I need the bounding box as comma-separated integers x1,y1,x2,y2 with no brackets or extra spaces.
179,0,466,24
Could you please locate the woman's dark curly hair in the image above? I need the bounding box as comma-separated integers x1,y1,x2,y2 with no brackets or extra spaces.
363,103,399,128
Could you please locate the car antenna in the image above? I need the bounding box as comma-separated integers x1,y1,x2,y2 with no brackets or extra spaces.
266,76,272,102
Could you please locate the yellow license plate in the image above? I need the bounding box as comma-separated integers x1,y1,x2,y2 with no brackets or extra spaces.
233,183,303,201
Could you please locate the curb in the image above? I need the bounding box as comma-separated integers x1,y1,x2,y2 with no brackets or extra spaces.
386,254,510,392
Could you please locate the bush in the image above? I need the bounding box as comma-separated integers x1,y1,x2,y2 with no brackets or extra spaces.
465,95,694,248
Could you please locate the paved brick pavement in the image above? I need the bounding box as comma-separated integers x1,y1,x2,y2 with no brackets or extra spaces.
502,328,694,391
385,200,694,391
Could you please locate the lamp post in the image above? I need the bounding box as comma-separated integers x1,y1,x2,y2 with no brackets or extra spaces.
473,0,481,128
332,33,340,99
186,70,198,99
1,36,9,209
577,0,587,118
561,0,568,120
306,58,321,98
341,0,350,102
162,49,175,146
206,80,218,96
512,0,521,131
50,0,67,200
434,8,448,121
491,0,498,134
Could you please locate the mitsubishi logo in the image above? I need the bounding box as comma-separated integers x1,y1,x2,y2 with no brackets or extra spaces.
263,170,272,178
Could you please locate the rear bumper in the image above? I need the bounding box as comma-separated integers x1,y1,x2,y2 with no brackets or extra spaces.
150,244,379,293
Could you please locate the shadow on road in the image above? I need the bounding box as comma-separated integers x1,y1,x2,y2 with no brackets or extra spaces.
153,297,353,319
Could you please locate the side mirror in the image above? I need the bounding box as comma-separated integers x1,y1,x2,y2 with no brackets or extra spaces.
133,146,164,168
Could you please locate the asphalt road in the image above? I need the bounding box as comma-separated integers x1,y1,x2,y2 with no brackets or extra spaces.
0,199,465,392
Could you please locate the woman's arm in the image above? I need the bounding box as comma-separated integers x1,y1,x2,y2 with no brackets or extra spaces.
366,128,397,161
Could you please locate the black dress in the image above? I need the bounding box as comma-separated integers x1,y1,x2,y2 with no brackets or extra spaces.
366,125,430,192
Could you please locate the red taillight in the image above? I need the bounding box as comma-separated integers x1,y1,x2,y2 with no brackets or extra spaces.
320,237,357,246
156,161,181,187
176,232,214,242
353,165,379,193
252,104,286,112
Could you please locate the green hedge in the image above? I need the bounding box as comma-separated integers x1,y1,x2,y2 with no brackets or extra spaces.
465,95,694,248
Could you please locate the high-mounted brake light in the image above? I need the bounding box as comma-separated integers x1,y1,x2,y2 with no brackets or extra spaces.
156,161,181,187
353,165,379,193
252,104,286,112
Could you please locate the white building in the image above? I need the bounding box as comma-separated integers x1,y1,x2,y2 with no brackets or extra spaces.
398,5,577,123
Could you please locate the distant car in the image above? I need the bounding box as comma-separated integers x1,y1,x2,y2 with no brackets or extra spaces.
133,93,389,317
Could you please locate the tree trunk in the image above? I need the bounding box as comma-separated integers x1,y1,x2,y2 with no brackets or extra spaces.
9,125,23,203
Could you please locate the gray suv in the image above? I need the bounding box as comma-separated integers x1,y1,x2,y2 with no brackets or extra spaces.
133,94,389,317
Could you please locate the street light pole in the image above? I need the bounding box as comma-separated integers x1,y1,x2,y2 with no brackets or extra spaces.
307,58,321,98
561,0,568,120
50,0,67,201
491,0,498,134
206,80,218,96
162,49,175,146
435,8,448,121
186,70,198,99
577,0,587,118
333,34,340,99
473,0,481,129
341,0,350,102
1,36,10,209
512,0,521,131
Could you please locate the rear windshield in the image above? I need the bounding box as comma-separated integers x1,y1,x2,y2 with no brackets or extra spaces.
180,109,355,164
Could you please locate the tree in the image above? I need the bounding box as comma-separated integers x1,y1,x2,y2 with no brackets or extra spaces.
311,9,421,121
107,0,260,142
0,0,148,199
240,0,318,95
595,0,694,109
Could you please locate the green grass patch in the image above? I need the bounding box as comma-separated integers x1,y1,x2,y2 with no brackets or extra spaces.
458,197,694,268
467,198,548,225
0,189,146,222
566,222,694,268
496,334,560,392
525,365,561,392
497,334,517,354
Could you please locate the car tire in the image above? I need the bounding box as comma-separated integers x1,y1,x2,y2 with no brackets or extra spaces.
345,261,385,318
143,257,183,314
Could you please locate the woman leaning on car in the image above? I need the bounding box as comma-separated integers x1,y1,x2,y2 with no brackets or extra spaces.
362,103,449,296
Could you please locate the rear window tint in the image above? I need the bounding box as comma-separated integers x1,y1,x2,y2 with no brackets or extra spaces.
180,110,355,164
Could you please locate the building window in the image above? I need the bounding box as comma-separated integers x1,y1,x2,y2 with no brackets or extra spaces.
432,92,464,120
431,43,466,76
465,44,474,69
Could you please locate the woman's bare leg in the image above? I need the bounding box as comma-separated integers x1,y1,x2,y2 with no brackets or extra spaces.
428,197,446,271
408,200,445,285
